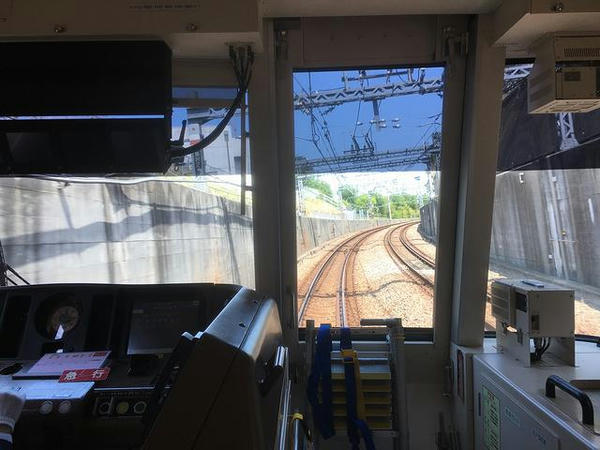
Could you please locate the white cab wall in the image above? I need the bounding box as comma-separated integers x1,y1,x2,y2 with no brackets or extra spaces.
249,16,478,447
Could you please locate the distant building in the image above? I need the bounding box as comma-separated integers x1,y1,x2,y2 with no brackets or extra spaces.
173,123,251,176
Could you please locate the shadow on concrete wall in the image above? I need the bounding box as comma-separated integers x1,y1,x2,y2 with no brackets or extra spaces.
0,179,254,286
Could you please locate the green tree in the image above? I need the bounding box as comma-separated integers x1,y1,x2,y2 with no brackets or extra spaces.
302,176,333,197
354,194,372,214
369,191,387,217
335,185,424,219
338,185,358,206
388,193,421,219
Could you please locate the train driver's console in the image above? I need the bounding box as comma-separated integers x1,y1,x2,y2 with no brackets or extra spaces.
0,283,288,449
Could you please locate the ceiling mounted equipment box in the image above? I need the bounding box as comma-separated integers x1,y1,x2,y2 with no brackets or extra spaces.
493,0,600,55
528,35,600,114
0,41,172,175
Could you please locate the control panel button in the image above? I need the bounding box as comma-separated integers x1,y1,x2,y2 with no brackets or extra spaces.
39,401,53,415
58,400,71,414
116,401,129,415
97,399,113,416
133,401,147,415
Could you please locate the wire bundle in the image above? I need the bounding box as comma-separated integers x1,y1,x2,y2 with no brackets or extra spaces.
169,45,254,159
531,337,552,362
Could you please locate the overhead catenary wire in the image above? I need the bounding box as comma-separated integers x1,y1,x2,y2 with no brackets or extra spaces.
293,75,348,183
297,68,444,175
294,74,340,173
296,75,338,158
306,73,340,165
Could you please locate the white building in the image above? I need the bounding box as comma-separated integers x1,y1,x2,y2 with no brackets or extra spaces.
179,122,251,176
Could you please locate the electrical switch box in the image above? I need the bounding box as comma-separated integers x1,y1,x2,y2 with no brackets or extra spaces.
491,279,574,337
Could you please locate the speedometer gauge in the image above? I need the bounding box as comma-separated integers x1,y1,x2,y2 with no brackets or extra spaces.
35,295,82,340
47,305,80,339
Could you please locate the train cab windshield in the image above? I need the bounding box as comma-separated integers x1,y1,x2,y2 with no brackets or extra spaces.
0,107,254,288
294,66,444,330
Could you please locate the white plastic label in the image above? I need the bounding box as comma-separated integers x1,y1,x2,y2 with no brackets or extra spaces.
483,385,501,450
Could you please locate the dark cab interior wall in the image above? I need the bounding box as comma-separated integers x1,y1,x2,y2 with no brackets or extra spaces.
498,81,600,171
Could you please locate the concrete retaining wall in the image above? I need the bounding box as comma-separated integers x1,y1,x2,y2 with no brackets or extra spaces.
297,215,398,257
419,169,600,289
418,199,438,242
14,170,592,292
490,169,600,288
0,178,400,288
0,178,255,287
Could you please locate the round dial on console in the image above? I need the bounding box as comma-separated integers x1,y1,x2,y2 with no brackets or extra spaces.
35,294,82,340
47,305,80,338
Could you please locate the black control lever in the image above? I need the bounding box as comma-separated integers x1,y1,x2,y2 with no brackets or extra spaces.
545,375,595,426
0,363,22,375
143,332,196,433
259,345,286,397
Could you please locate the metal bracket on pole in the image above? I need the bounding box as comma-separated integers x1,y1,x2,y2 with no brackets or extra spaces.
275,30,288,60
557,112,579,150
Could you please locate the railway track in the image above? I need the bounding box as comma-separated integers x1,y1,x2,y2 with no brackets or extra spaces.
391,221,497,330
297,224,395,326
384,221,435,288
397,221,435,268
299,220,439,327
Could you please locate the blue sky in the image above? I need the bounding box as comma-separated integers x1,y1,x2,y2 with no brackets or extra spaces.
172,66,444,175
292,67,444,172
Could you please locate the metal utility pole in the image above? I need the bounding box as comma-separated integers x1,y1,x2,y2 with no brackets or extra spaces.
191,121,206,175
296,177,305,215
224,129,232,174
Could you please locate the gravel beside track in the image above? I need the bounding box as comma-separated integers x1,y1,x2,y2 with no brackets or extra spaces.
348,226,434,327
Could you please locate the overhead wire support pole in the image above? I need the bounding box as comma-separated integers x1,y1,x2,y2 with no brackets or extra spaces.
295,78,444,111
557,112,579,150
192,66,531,123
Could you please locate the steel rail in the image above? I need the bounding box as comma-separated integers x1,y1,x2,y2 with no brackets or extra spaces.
397,221,435,268
298,223,395,325
384,222,433,288
390,221,495,331
338,226,385,327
